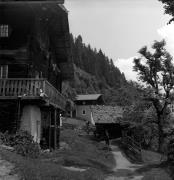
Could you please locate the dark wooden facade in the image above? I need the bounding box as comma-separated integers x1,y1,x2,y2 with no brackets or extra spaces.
0,0,73,149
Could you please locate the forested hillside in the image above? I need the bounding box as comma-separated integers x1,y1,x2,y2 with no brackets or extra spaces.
62,34,144,106
70,34,126,89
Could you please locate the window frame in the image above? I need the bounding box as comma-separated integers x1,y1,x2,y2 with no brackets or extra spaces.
0,65,8,78
0,25,9,38
82,109,86,115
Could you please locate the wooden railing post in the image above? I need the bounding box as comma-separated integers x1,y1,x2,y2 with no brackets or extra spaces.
43,80,46,94
2,79,6,96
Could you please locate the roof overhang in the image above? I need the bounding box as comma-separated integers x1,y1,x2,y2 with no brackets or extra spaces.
75,94,102,101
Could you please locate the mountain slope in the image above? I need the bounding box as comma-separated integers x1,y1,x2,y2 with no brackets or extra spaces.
62,34,143,106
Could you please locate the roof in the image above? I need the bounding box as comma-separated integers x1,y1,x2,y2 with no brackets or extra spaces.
92,105,123,124
75,94,102,101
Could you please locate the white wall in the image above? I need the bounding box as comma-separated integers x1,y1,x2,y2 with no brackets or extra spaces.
20,105,41,143
76,105,91,122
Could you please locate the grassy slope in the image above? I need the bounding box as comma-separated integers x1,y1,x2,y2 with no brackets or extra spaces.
0,128,116,180
115,140,172,180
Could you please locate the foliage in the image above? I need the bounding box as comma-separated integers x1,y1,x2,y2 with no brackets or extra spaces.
168,138,174,162
0,131,40,158
123,101,159,151
13,131,40,158
158,0,174,23
66,34,144,106
70,34,126,89
133,40,174,152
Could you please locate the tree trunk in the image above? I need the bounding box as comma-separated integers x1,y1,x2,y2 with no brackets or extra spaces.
157,114,164,152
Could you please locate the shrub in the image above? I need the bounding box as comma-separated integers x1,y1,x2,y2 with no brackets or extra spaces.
0,131,40,158
15,141,40,158
168,139,174,162
0,131,11,145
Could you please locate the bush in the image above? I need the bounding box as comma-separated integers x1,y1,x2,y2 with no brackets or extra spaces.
168,139,174,162
0,131,40,158
0,131,11,145
15,141,40,158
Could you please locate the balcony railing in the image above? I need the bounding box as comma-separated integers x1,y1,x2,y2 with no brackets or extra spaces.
0,78,66,110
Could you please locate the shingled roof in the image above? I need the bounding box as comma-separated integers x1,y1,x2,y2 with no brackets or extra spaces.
91,105,123,124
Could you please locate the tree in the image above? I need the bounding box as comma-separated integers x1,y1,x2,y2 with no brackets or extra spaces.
158,0,174,24
133,40,174,152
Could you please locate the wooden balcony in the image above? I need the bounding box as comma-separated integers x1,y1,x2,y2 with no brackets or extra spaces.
0,78,66,110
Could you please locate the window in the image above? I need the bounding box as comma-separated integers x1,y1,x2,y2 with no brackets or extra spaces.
0,65,8,78
0,25,9,37
171,104,174,113
82,101,86,105
82,110,86,115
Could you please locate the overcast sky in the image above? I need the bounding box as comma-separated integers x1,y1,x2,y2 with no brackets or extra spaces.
65,0,173,81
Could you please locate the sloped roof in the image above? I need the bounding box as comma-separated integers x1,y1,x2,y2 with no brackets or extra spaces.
92,105,123,124
76,94,102,101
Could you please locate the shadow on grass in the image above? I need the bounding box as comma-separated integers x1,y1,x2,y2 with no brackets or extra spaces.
0,129,118,180
87,159,114,174
56,129,117,171
0,147,105,180
135,162,168,174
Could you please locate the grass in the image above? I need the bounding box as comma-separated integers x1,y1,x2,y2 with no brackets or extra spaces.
139,163,172,180
112,139,142,164
113,139,172,180
0,128,116,180
0,148,105,180
0,127,173,180
41,129,116,173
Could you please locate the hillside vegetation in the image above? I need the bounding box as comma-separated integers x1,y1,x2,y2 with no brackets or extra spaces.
62,34,144,106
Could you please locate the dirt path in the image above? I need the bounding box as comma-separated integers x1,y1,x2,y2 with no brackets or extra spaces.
0,155,19,180
105,145,143,180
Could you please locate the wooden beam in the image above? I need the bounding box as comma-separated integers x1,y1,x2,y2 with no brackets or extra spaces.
54,108,57,149
48,111,51,150
17,98,21,130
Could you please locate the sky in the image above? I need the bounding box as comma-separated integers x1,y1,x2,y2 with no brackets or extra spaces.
64,0,173,81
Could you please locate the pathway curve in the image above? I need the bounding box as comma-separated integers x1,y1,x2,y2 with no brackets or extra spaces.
105,145,143,180
0,155,19,180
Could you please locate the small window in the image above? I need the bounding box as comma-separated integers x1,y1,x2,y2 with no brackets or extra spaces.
82,101,86,105
0,65,8,78
0,25,9,37
172,105,174,112
82,110,86,115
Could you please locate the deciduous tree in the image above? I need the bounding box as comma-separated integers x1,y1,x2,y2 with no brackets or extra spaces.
158,0,174,24
133,40,174,152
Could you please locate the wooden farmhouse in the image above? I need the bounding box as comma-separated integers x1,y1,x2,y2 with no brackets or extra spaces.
0,0,73,149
